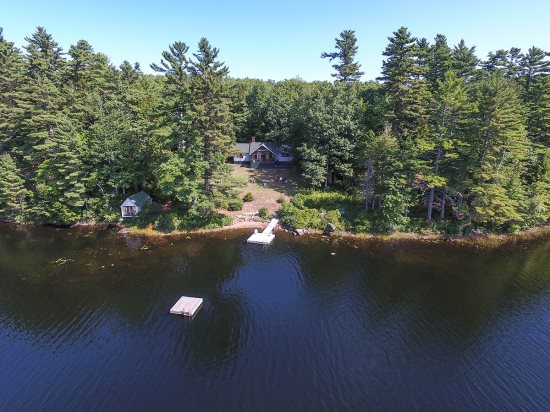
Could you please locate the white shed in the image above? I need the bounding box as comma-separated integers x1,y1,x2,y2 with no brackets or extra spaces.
120,191,152,218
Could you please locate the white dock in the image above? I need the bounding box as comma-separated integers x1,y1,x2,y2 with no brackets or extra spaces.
170,296,203,317
247,218,279,245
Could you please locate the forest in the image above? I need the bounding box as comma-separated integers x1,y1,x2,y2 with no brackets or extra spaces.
0,26,549,234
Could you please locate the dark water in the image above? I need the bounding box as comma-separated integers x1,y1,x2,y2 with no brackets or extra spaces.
1,226,550,411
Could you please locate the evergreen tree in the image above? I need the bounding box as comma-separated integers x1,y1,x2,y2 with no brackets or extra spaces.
520,47,550,139
0,154,29,218
321,29,364,82
527,75,550,142
451,39,479,79
526,148,550,225
482,49,509,73
469,72,529,228
360,127,410,228
297,83,364,188
33,119,87,223
66,40,113,92
298,144,328,188
16,27,65,165
378,26,431,217
0,28,25,150
424,71,475,221
427,34,452,89
379,27,431,144
520,46,549,92
65,40,115,129
119,60,143,86
505,47,524,78
151,41,199,203
186,38,234,196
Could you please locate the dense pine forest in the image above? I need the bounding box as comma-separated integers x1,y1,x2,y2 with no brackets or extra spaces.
1,26,549,234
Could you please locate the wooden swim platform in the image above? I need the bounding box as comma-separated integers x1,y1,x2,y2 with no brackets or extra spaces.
170,296,203,317
247,218,279,245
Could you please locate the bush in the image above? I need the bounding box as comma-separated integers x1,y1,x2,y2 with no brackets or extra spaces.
350,210,372,233
243,192,254,202
291,193,305,208
258,207,270,220
298,190,360,211
154,212,182,232
227,198,243,211
202,214,233,229
279,203,332,230
279,203,298,228
323,209,343,230
276,196,286,204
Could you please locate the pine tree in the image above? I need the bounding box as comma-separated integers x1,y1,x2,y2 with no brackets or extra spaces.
321,29,364,82
520,46,550,93
469,72,530,228
0,28,25,150
424,71,475,221
528,75,550,142
65,40,115,129
119,60,142,86
526,148,550,225
33,119,87,223
16,27,65,165
482,49,509,73
151,41,202,204
187,38,234,196
360,126,410,228
379,27,431,144
451,39,479,79
0,154,29,218
297,83,364,188
427,34,452,89
520,47,550,139
505,47,524,78
66,40,113,92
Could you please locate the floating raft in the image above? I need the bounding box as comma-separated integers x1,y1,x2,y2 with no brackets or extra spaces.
170,296,203,317
247,218,279,245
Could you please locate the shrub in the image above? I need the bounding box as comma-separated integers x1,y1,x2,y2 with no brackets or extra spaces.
202,214,233,229
258,207,270,220
350,210,372,233
294,208,323,229
276,196,286,204
323,209,343,230
227,198,243,211
243,192,254,202
291,193,305,208
154,212,181,232
279,203,298,228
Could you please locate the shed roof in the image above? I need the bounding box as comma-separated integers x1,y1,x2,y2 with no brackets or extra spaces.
121,191,152,208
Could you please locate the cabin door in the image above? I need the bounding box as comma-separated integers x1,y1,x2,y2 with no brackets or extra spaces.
123,206,136,216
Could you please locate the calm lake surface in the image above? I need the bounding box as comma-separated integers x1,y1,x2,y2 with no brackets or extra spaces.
1,226,550,411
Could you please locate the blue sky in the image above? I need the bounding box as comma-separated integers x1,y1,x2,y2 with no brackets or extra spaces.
2,0,549,81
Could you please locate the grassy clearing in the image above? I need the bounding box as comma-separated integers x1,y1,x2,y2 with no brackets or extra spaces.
220,164,301,218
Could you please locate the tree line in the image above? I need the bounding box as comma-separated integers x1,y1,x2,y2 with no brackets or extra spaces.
0,26,549,233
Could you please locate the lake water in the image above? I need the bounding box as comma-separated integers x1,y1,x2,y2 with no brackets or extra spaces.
1,226,550,411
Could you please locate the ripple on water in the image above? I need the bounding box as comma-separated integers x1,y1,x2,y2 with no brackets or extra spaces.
0,226,550,411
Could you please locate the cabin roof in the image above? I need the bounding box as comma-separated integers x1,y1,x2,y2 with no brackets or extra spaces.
234,142,288,155
121,191,152,208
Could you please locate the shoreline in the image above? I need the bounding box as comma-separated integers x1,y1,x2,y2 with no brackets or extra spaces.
120,221,550,248
4,219,550,247
122,220,268,237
